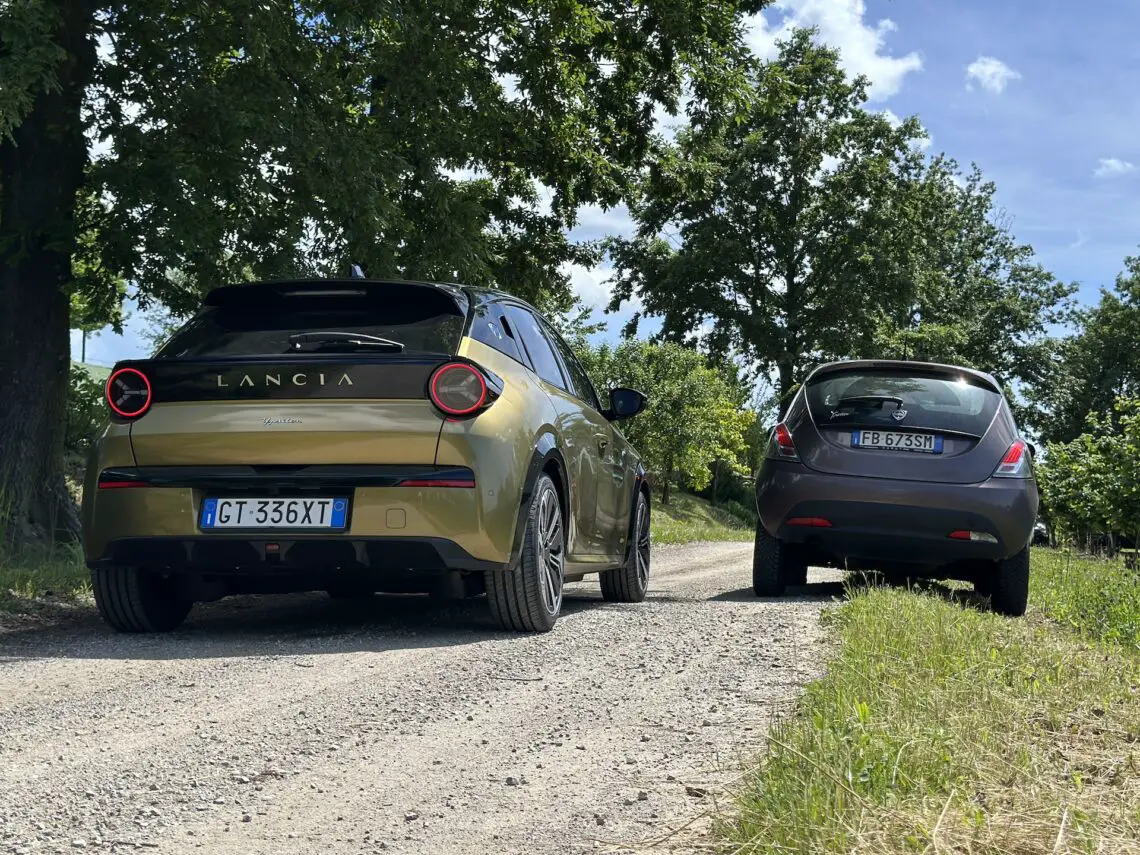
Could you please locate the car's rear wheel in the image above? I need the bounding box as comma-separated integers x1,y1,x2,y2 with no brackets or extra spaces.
92,566,193,633
601,490,650,603
989,546,1030,617
486,474,565,632
753,527,804,597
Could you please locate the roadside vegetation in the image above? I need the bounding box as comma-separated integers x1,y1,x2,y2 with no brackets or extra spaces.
650,491,753,545
724,550,1140,854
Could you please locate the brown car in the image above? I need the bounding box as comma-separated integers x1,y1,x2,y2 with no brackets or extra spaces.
753,359,1039,615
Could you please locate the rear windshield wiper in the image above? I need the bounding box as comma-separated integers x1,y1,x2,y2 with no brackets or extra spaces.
287,331,405,353
835,395,905,410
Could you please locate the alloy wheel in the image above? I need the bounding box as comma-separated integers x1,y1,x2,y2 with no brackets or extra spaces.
537,487,565,615
635,499,651,589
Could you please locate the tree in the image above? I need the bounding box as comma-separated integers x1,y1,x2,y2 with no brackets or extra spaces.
1037,398,1140,552
1024,256,1140,445
605,28,927,416
0,0,769,542
581,340,754,504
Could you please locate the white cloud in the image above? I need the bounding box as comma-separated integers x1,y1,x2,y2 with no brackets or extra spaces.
965,56,1021,94
746,0,923,101
1093,157,1136,179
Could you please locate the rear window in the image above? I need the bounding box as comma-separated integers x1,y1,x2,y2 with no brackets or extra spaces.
155,293,465,358
805,370,1001,436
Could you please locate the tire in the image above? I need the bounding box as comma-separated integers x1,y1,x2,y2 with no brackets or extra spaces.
601,490,650,603
92,566,193,633
989,547,1030,617
753,526,802,597
486,474,565,632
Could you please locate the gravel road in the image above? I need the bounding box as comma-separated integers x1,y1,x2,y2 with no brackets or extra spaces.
0,542,840,855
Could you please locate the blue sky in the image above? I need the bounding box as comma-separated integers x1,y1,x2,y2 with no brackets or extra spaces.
74,0,1139,366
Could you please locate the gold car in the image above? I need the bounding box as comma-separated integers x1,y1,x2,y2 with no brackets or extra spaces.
84,278,651,633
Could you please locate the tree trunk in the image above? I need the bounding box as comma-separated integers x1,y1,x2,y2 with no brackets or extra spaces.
0,0,96,545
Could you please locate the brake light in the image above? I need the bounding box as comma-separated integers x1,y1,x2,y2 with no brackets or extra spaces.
768,422,799,460
428,362,490,417
105,367,153,419
992,440,1031,478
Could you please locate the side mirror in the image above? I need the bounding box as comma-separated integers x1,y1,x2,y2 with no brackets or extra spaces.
605,387,647,422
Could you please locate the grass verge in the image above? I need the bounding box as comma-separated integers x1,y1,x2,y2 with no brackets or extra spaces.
723,556,1140,853
1032,549,1140,653
650,491,753,545
0,544,91,617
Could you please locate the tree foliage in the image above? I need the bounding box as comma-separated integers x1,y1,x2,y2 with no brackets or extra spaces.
606,29,1072,418
869,156,1075,398
578,340,755,503
606,28,927,414
0,0,770,541
1024,256,1140,445
1037,398,1140,550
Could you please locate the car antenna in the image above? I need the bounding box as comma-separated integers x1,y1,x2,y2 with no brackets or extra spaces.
349,263,366,279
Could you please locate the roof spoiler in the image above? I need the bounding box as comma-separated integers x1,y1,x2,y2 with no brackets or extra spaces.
202,278,470,315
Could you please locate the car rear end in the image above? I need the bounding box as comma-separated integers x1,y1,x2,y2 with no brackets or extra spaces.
82,279,531,626
755,360,1039,576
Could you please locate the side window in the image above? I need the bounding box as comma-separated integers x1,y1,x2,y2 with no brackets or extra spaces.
504,306,568,391
543,323,601,411
469,303,524,364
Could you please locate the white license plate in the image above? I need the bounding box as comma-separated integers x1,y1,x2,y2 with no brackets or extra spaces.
200,498,349,530
851,430,943,454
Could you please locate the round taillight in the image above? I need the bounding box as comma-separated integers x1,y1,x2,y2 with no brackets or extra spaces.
105,367,153,418
429,363,488,416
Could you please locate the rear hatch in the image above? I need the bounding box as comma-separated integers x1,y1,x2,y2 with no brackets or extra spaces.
122,280,469,466
793,364,1008,484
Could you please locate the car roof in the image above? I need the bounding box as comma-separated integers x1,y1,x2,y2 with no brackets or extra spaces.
804,359,1003,393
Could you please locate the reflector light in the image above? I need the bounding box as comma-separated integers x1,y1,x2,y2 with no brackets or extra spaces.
429,363,488,416
97,480,148,490
105,367,153,419
948,530,998,543
398,479,477,488
786,517,832,528
772,422,799,459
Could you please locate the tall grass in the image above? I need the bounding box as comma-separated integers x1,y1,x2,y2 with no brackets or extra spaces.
724,576,1140,853
1031,549,1140,652
650,491,753,545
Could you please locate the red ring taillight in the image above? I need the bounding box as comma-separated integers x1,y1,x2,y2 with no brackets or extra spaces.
429,362,488,416
105,367,153,419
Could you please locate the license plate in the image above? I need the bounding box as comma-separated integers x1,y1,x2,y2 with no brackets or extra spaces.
851,430,942,454
200,498,349,530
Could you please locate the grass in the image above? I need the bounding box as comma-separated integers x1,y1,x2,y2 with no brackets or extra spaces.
0,544,90,617
650,490,754,545
723,553,1140,854
1032,549,1140,653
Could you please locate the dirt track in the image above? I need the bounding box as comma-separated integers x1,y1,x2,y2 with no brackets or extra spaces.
0,543,838,854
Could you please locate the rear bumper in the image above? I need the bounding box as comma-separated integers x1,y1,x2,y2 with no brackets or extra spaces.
756,460,1039,565
82,464,515,571
87,535,505,574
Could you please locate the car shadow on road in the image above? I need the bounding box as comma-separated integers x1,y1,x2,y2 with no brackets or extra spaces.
0,590,607,663
708,572,989,611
